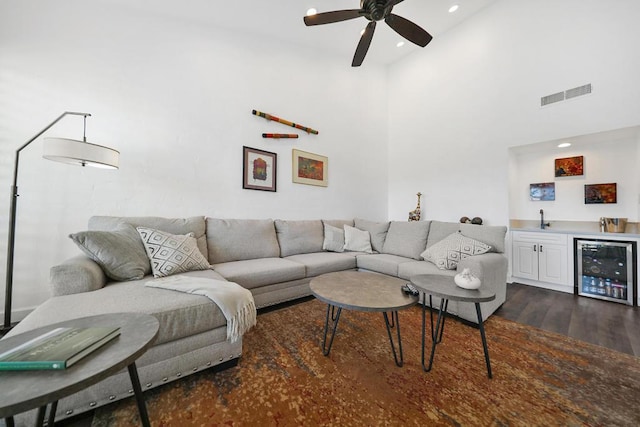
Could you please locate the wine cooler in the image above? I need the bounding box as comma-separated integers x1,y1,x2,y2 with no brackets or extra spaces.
574,238,636,306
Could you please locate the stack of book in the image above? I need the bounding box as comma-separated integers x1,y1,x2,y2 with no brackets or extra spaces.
0,326,120,370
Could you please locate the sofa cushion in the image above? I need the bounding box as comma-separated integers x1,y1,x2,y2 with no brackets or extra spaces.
354,218,390,253
344,225,373,253
459,223,507,253
426,221,460,249
382,221,431,260
275,219,324,257
69,224,150,281
137,227,211,278
356,253,414,277
322,223,345,253
285,252,357,277
212,258,306,290
206,218,280,263
398,260,457,281
421,232,491,270
8,269,229,345
89,216,208,260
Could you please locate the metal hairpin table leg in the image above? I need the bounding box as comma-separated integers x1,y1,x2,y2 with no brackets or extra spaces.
383,311,404,367
475,303,492,379
422,296,448,372
321,304,342,356
128,362,151,427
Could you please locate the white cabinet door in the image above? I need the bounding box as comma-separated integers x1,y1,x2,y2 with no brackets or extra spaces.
538,243,568,285
512,241,538,280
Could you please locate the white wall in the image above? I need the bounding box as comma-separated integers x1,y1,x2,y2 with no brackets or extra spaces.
387,0,640,225
0,1,389,319
509,126,640,222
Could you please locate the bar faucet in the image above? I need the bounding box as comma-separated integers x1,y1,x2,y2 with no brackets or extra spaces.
539,209,550,230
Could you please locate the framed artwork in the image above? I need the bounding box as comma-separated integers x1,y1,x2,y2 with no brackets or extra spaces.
585,183,617,204
292,149,328,187
555,155,584,177
243,146,277,192
530,182,555,201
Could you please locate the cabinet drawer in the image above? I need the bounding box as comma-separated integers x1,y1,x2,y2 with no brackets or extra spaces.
512,231,567,245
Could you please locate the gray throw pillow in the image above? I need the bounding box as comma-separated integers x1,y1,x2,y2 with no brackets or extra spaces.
343,225,373,253
322,223,345,252
421,232,491,270
69,225,150,281
137,227,211,278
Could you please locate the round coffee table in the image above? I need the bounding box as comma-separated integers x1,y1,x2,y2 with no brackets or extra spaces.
310,271,418,366
410,274,496,378
0,312,159,427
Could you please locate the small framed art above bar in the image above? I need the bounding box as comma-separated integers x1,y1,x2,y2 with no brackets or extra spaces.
530,182,555,201
555,155,583,177
584,183,617,204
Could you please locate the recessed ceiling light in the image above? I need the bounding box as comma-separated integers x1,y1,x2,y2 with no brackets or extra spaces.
396,41,405,48
558,142,572,148
306,8,317,16
448,5,459,13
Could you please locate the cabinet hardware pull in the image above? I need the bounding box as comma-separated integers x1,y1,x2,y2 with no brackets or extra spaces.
540,245,543,252
533,244,537,252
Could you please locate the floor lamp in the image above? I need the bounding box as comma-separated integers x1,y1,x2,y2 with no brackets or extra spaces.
2,111,119,332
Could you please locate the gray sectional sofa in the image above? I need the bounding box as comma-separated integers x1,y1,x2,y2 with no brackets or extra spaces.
4,215,507,424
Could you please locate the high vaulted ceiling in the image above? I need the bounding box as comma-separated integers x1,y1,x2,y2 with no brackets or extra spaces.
103,0,499,66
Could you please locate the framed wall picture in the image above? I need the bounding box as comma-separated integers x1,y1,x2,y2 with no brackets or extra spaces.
292,149,328,187
584,183,617,204
530,182,555,201
555,155,584,177
243,146,277,192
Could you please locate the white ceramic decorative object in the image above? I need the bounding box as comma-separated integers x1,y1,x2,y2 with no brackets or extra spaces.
454,268,481,290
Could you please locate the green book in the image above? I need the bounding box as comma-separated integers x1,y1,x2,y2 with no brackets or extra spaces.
0,326,120,370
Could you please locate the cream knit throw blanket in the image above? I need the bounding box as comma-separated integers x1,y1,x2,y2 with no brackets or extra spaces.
145,276,256,343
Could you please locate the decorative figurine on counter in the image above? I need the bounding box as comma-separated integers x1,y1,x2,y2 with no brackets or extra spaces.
409,192,422,222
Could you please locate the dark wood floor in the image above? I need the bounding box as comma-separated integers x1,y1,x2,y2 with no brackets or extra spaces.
495,282,640,357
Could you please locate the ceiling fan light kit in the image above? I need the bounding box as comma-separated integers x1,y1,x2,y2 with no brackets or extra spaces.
303,0,432,67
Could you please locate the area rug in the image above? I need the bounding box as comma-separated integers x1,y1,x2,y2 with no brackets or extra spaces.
92,298,640,426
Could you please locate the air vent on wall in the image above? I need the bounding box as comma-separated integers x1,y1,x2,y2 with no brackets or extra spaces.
565,83,592,99
541,83,592,107
541,91,565,106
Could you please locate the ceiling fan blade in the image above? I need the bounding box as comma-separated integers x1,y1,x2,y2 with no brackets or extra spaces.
385,14,433,47
352,21,377,67
304,9,363,26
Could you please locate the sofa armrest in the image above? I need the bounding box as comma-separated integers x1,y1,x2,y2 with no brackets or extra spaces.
49,255,108,296
457,253,508,304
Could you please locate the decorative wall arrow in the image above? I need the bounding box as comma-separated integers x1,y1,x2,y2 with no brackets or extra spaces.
252,109,319,135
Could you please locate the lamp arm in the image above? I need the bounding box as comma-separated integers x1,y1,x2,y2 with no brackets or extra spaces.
3,111,91,331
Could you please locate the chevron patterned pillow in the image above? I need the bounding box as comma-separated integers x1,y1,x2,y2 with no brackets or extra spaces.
137,227,210,278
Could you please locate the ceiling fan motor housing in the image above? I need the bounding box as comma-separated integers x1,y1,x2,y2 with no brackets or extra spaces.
362,0,394,21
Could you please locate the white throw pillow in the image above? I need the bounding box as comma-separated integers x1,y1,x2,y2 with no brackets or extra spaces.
137,227,211,278
421,232,491,270
322,223,345,253
343,225,373,253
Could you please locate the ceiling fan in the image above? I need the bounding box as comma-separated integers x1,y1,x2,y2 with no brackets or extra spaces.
303,0,433,67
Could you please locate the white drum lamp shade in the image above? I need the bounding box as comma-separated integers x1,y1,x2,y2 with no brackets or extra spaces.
43,137,120,169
